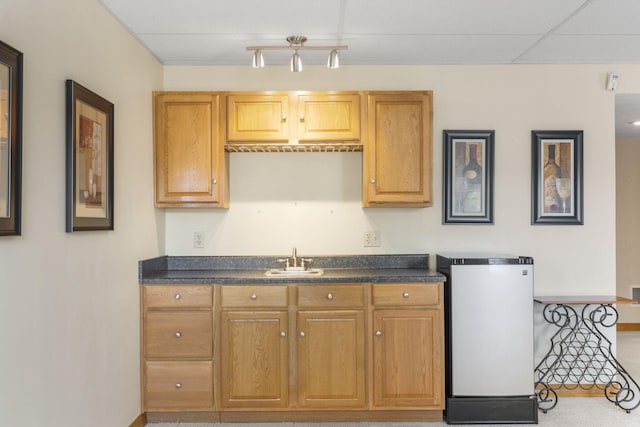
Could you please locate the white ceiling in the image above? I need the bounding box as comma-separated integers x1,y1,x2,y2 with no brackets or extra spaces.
99,0,640,66
98,0,640,140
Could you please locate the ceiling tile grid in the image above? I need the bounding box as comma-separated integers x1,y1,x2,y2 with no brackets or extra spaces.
99,0,640,65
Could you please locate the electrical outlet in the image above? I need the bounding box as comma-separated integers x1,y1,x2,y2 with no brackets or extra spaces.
193,231,205,248
363,230,381,247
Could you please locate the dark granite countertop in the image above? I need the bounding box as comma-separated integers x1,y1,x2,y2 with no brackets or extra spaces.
139,254,445,285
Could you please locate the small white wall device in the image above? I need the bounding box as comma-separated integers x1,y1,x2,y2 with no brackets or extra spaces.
606,72,619,91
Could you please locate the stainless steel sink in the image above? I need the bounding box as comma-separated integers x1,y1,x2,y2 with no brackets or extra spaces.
264,268,324,277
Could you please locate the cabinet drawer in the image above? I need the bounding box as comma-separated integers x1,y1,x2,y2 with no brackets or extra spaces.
144,361,213,410
297,284,364,307
144,285,212,308
145,310,213,358
221,285,288,308
372,283,441,307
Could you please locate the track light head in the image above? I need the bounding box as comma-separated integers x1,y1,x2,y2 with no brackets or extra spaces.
252,49,264,68
291,51,302,72
327,49,340,69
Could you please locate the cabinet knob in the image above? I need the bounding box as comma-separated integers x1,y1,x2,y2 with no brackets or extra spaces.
174,293,181,300
280,332,286,337
175,332,182,338
250,293,258,300
403,292,410,298
370,178,376,184
175,383,182,389
282,114,287,121
327,293,334,300
299,114,305,121
299,331,305,337
212,178,217,185
375,330,382,337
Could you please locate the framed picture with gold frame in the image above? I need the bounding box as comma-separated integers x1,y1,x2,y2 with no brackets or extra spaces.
65,80,114,231
531,130,583,225
443,130,495,224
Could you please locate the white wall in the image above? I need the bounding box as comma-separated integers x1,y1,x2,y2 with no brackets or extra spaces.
0,1,162,426
617,137,640,323
163,64,631,299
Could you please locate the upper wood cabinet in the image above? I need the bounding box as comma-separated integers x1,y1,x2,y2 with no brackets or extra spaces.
226,92,361,146
296,93,361,142
363,92,433,207
154,92,228,208
227,94,289,142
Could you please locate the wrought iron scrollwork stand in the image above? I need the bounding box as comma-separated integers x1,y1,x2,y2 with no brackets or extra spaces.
534,302,640,413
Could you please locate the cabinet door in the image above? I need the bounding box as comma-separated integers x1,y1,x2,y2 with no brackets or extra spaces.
364,92,433,207
373,309,444,408
154,92,226,207
297,310,365,408
227,94,289,142
297,94,360,141
220,311,288,408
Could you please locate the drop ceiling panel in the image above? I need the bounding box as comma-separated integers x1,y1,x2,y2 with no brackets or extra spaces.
100,0,345,34
343,0,587,34
519,35,640,63
344,35,541,65
556,0,640,34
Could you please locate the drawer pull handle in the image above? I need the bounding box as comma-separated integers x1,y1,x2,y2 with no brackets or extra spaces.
175,383,182,389
403,292,410,298
250,293,258,300
299,331,305,337
282,114,287,121
327,293,334,300
174,293,181,300
280,331,286,337
175,332,182,338
375,330,382,337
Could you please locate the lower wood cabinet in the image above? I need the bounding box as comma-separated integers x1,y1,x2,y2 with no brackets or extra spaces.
373,309,443,407
142,285,214,412
220,310,289,408
141,282,443,421
297,310,365,408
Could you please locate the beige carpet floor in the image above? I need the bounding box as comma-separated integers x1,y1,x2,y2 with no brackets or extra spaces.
149,332,640,427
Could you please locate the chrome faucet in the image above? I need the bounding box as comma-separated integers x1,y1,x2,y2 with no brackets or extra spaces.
277,247,312,271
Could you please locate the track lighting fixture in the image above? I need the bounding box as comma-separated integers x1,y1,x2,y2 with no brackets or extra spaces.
247,36,347,72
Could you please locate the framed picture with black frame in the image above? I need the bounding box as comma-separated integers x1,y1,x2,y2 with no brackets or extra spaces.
531,130,583,225
443,130,494,224
65,80,114,232
0,40,23,236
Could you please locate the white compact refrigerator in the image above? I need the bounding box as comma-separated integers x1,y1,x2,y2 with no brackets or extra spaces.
437,254,538,424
